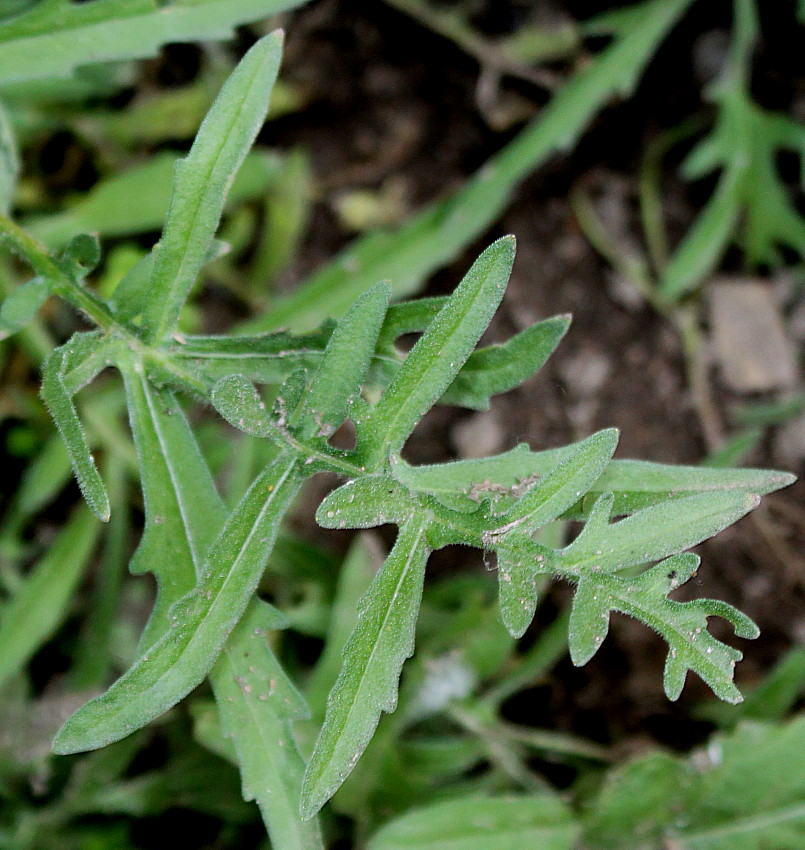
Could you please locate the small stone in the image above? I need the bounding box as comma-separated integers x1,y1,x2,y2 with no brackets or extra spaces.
709,279,799,392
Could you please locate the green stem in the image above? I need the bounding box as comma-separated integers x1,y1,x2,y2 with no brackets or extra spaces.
0,213,115,331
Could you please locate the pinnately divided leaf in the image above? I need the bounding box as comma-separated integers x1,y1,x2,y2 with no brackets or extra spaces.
301,518,430,819
356,236,515,465
561,491,763,702
568,551,759,703
561,491,761,574
140,32,283,343
489,428,619,536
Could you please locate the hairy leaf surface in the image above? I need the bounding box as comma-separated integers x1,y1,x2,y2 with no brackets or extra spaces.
53,452,301,753
211,601,324,850
301,519,430,819
357,237,514,464
40,338,110,521
141,32,283,342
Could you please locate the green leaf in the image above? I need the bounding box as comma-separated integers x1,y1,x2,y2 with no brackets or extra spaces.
26,152,280,250
298,281,390,439
316,476,414,530
110,238,229,327
356,237,515,465
660,166,745,301
489,429,619,536
568,552,758,702
140,32,283,343
238,0,694,333
392,444,794,515
52,451,301,753
0,0,307,84
586,717,805,849
440,314,570,409
494,535,556,639
0,274,48,337
301,518,430,819
121,366,226,649
0,505,99,689
561,491,761,573
305,535,378,721
170,324,336,385
211,601,325,850
660,27,805,300
366,795,579,850
581,751,686,849
672,718,805,848
211,374,277,439
40,339,110,521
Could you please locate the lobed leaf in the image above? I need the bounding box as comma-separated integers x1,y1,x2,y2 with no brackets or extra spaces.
356,237,515,465
40,338,110,521
301,519,430,819
316,476,414,530
568,552,758,703
494,535,556,639
392,443,794,515
490,429,619,536
53,451,301,753
0,0,307,83
140,32,283,343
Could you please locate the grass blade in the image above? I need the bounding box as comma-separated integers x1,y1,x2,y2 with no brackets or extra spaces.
239,0,694,333
0,505,100,689
0,0,306,84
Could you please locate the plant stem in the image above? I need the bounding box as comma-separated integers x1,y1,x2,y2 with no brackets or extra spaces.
0,214,116,332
